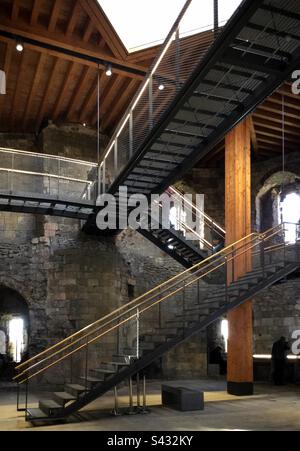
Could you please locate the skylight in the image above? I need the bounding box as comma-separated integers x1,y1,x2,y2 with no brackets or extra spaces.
99,0,243,53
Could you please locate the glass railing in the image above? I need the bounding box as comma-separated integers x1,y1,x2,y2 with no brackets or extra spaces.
0,148,98,205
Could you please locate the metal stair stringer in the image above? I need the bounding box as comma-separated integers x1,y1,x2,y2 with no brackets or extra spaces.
58,260,300,419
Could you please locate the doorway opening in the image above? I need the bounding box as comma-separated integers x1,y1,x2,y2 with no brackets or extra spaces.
280,192,300,244
221,319,229,353
0,286,29,381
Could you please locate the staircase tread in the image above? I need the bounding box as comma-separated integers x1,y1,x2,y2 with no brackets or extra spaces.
93,368,116,374
65,384,86,392
27,408,49,420
54,392,76,401
105,361,130,366
80,376,104,382
39,400,62,409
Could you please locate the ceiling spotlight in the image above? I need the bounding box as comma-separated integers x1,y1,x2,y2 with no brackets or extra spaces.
83,122,87,127
106,65,112,77
16,42,24,52
158,84,165,91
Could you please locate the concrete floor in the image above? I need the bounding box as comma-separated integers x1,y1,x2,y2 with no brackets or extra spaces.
0,380,300,431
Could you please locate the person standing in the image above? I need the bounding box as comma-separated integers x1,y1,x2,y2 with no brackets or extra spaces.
272,337,290,385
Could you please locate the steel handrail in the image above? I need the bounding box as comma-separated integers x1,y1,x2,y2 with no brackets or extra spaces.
15,225,285,384
168,186,226,236
16,231,260,380
16,231,258,376
0,147,98,167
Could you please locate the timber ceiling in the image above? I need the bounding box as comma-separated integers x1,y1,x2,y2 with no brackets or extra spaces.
0,0,299,165
0,0,158,135
199,81,300,166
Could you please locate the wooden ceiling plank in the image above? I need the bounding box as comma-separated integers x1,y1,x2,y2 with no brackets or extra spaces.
48,0,61,33
83,20,94,43
79,0,127,60
11,1,19,21
102,79,138,131
79,82,98,123
52,61,77,120
0,22,146,78
66,65,93,120
3,40,13,76
30,0,41,25
91,75,126,126
22,52,46,129
9,50,27,129
65,1,82,37
36,58,60,130
0,34,144,81
253,117,300,138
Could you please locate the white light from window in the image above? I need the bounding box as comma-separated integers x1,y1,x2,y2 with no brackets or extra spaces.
9,318,24,363
280,192,300,244
221,319,229,353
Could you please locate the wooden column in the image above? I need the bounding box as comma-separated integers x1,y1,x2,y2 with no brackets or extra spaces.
225,118,254,396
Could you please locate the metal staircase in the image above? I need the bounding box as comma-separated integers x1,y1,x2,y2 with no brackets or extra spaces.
139,186,225,267
14,223,300,423
99,0,300,198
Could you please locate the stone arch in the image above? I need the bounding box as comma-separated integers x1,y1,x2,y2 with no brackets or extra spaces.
255,171,299,232
0,277,33,308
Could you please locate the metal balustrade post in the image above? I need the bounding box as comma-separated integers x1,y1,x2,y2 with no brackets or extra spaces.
127,376,135,415
98,165,102,196
224,256,229,304
140,374,150,414
149,75,153,130
85,336,89,392
136,308,140,360
114,140,118,178
25,378,29,421
214,0,219,39
283,226,287,265
182,282,186,312
112,386,121,416
260,238,266,279
231,246,235,282
70,352,74,385
129,112,133,158
136,372,141,412
58,159,61,200
175,28,180,92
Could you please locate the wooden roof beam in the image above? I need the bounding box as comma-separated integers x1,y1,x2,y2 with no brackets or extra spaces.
48,0,61,33
82,20,94,43
11,1,19,21
22,52,46,129
0,23,147,79
79,0,127,60
65,1,82,37
30,0,41,25
66,66,93,121
36,58,60,130
52,61,77,120
9,50,27,129
102,79,138,131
